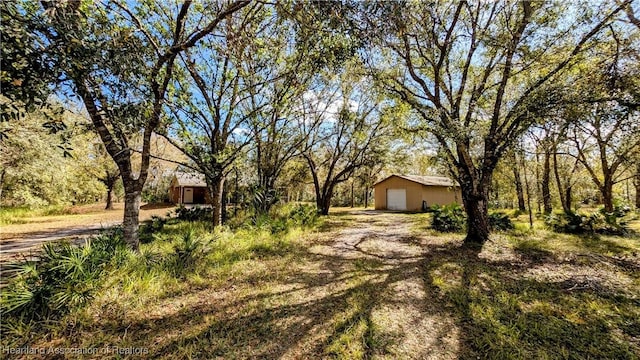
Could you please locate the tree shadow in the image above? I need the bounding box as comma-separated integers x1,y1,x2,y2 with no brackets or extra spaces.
54,214,640,359
420,241,640,359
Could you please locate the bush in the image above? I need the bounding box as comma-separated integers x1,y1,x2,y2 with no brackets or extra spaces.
287,204,318,227
139,215,167,244
167,230,208,276
174,205,212,222
0,228,128,322
489,212,514,231
431,204,466,232
545,206,630,235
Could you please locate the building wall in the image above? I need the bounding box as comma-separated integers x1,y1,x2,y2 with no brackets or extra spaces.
421,185,460,208
374,176,460,211
374,177,423,210
169,186,210,204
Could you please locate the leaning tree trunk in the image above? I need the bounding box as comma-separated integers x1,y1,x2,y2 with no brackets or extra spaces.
541,150,552,214
122,185,142,251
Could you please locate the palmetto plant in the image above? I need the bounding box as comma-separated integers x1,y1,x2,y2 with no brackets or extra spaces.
0,228,128,323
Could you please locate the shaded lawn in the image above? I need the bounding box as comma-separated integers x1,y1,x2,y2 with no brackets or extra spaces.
4,210,640,359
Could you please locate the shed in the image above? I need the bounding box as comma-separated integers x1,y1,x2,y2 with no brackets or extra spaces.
169,172,210,205
373,175,460,211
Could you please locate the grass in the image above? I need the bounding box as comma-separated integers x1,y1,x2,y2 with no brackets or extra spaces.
0,205,78,225
1,203,176,240
1,208,639,359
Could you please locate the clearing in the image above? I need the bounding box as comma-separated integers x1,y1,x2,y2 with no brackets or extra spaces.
18,209,640,359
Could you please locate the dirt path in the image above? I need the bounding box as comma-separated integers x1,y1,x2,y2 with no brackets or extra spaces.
291,210,459,359
0,204,176,262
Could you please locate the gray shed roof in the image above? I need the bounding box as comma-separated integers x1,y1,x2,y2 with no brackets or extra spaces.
374,174,458,187
173,172,207,187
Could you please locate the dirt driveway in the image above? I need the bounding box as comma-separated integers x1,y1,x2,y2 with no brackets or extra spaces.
0,203,176,262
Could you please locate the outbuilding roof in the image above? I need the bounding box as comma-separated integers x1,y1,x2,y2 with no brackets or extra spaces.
374,174,458,187
173,172,207,187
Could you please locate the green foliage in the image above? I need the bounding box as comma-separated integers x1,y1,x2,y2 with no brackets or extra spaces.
511,209,526,218
430,204,466,232
250,204,319,234
139,215,167,244
545,206,631,235
288,204,319,227
174,205,212,222
0,228,128,323
167,230,209,277
489,212,515,231
0,109,104,207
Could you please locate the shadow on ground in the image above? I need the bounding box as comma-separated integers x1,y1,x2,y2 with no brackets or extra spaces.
33,212,640,359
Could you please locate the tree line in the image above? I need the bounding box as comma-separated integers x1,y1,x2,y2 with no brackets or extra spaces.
1,0,639,250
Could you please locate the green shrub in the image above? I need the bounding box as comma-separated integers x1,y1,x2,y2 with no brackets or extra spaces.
0,228,128,322
545,206,630,235
139,215,167,244
167,230,209,276
287,204,318,227
247,204,318,235
174,205,212,222
430,204,466,232
489,212,514,231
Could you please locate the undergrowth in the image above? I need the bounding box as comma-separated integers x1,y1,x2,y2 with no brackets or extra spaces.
0,205,320,346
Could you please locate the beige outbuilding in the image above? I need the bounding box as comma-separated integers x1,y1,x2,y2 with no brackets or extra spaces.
373,175,460,211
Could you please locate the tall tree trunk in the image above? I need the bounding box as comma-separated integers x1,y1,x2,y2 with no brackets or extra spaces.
0,169,5,203
122,187,141,251
459,175,491,245
105,187,114,210
364,188,369,208
553,151,570,213
602,178,614,213
534,152,542,213
541,150,552,214
222,181,228,223
316,191,332,216
350,182,354,208
513,161,526,212
209,176,225,228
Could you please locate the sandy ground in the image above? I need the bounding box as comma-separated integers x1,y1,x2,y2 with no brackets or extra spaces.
0,203,176,261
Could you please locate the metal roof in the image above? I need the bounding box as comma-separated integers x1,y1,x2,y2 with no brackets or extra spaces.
173,172,207,187
374,174,458,187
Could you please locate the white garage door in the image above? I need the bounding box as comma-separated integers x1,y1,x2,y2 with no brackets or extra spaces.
387,189,406,210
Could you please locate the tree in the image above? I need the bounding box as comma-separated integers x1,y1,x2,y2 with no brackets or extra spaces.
33,0,250,249
161,2,264,227
89,143,120,210
564,25,640,212
245,1,361,214
365,1,630,245
0,1,55,121
301,69,391,215
0,107,103,207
